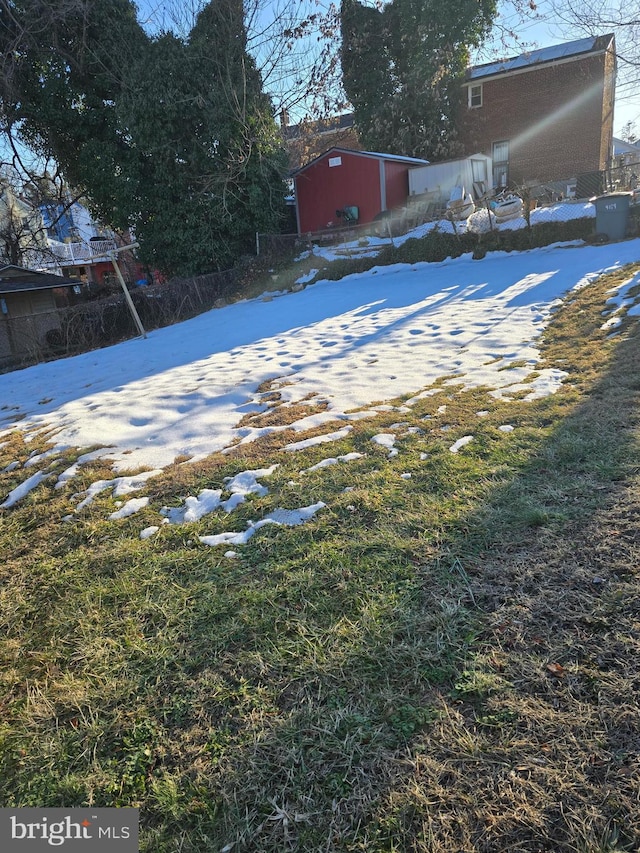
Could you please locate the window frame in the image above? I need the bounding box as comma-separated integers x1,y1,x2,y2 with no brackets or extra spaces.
492,140,510,188
468,84,483,109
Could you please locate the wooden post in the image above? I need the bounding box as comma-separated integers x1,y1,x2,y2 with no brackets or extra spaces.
108,242,147,339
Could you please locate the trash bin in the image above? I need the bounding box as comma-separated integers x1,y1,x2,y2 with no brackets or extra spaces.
592,192,632,240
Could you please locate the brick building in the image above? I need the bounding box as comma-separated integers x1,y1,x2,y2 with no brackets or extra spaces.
459,35,616,192
282,113,361,172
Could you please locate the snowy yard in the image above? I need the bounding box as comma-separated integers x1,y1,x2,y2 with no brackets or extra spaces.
3,233,640,851
2,237,640,526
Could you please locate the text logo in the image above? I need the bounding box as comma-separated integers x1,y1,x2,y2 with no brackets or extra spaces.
1,809,138,851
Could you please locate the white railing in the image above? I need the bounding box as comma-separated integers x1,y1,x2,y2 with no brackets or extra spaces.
48,239,118,264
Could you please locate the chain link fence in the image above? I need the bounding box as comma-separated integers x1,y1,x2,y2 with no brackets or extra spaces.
4,163,639,374
0,268,239,373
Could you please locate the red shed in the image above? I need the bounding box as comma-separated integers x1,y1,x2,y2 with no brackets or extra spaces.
293,147,429,235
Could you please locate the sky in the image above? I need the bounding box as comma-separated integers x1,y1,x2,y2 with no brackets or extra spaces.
480,0,640,136
2,206,640,547
136,0,640,137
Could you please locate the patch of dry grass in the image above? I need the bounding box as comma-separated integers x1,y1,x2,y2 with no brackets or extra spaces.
235,397,330,429
1,262,640,852
356,471,640,851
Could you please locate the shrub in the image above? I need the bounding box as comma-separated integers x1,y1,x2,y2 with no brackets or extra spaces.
313,256,379,282
372,217,595,268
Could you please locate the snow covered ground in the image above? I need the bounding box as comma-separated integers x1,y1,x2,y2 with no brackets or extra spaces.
308,200,597,261
2,233,640,542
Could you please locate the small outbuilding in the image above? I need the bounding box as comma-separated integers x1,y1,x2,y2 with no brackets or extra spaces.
293,147,430,235
408,153,494,205
0,265,81,368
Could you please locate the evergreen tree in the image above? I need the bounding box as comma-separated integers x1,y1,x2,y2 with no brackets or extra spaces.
0,0,287,275
341,0,497,159
185,0,288,270
3,0,146,228
115,0,287,273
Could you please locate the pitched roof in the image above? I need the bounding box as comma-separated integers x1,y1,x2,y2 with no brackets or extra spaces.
283,113,355,141
293,147,429,176
613,137,640,156
468,34,615,82
0,265,81,295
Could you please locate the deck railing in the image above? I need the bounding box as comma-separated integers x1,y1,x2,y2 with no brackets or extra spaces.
40,239,119,267
50,240,116,263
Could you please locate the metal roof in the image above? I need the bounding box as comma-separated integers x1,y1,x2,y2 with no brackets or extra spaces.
468,34,614,82
362,150,431,165
293,147,429,176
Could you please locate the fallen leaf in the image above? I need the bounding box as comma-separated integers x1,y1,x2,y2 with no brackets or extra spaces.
546,662,565,677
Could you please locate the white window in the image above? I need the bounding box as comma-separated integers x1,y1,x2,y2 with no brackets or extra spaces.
468,84,482,108
328,156,342,167
471,159,487,183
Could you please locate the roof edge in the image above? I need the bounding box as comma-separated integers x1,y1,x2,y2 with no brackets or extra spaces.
293,147,430,176
467,33,615,83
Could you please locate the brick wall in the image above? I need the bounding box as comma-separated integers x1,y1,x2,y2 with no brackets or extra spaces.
459,45,615,186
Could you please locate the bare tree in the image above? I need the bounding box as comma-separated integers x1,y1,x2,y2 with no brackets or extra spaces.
471,0,544,61
0,166,50,266
134,0,345,119
0,135,89,268
619,119,639,143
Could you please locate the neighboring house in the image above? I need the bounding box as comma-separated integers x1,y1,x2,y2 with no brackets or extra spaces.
44,236,121,290
611,137,640,191
0,185,121,280
39,197,98,244
0,265,80,367
36,198,145,290
459,35,616,194
45,236,148,292
38,197,119,286
612,136,640,164
0,185,48,266
293,147,429,234
40,199,81,243
282,112,360,172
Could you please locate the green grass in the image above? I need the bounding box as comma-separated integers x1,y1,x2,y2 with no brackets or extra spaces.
1,263,640,851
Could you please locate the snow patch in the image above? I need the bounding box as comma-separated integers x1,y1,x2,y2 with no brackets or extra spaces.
110,497,150,520
198,501,326,547
449,435,474,453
